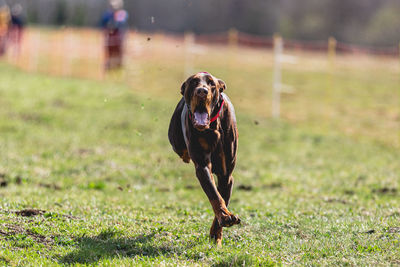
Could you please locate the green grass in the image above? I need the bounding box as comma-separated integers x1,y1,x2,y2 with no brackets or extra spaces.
0,47,399,267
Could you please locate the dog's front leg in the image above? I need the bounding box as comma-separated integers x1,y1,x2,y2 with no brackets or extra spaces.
195,164,241,229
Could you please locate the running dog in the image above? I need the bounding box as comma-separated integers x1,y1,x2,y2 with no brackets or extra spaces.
168,72,240,246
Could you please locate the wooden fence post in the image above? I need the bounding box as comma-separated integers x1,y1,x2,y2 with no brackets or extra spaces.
328,36,337,68
398,42,400,68
228,28,238,65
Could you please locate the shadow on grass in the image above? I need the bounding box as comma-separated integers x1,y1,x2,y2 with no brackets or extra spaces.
211,255,277,267
59,228,277,266
59,228,177,265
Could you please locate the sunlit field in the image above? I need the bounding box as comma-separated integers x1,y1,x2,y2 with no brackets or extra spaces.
7,28,399,148
0,27,399,266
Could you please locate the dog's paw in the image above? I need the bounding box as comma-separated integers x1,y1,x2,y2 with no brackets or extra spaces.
210,231,223,247
218,212,241,227
210,218,223,241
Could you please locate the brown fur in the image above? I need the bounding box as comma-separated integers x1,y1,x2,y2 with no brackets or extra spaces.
181,149,191,163
198,137,210,151
168,72,240,246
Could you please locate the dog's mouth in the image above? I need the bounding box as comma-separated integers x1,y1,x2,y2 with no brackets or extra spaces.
193,110,210,131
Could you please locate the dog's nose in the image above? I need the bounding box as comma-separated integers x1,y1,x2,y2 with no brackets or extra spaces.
196,88,208,98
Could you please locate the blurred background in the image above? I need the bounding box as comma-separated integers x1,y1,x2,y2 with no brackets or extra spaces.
3,0,400,46
0,0,399,70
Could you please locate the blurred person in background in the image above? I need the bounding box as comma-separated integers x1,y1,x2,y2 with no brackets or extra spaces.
101,0,129,70
0,0,10,56
8,4,25,57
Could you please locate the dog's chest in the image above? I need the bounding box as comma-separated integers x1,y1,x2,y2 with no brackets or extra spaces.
181,106,222,153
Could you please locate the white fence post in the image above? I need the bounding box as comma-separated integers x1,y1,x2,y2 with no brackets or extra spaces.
63,29,74,77
184,32,194,77
29,30,40,72
272,35,283,119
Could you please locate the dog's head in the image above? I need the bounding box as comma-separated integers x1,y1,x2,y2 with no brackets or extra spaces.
181,72,226,131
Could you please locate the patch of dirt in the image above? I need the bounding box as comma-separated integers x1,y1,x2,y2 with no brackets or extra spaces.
19,113,46,123
295,230,309,239
105,121,130,130
15,176,22,185
157,187,171,192
0,209,79,220
263,182,282,189
184,184,195,190
284,223,299,229
76,148,94,156
52,99,68,108
39,183,62,190
372,187,397,195
344,189,355,195
0,179,7,187
237,184,253,191
0,224,54,246
0,173,7,187
26,230,53,245
0,174,24,187
387,227,400,233
323,197,348,204
355,175,367,185
15,209,46,217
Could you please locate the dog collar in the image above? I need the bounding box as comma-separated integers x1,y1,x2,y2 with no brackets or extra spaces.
210,98,224,123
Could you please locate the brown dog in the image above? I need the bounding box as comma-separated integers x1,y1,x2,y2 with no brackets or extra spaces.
168,72,240,246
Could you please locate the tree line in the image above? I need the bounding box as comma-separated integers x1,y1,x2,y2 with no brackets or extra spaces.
9,0,400,46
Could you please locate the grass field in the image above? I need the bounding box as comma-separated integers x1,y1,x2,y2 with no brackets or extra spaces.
0,28,400,266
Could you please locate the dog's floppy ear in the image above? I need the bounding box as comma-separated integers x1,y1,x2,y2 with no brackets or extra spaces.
180,81,187,96
218,79,226,93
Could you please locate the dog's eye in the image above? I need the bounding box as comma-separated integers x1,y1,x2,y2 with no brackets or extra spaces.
207,80,215,86
189,78,200,87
